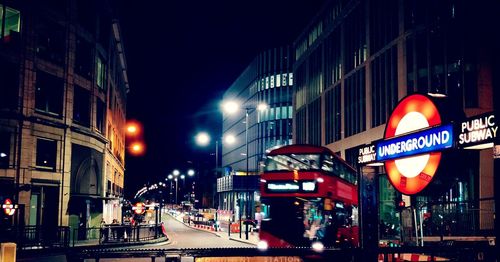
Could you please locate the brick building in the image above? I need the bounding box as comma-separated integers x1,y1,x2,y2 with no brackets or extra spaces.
0,0,129,232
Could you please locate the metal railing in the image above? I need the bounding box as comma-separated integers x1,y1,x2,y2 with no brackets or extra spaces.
68,245,498,262
0,226,70,249
72,224,164,247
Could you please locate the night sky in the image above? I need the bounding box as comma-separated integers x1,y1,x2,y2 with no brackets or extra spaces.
117,1,326,198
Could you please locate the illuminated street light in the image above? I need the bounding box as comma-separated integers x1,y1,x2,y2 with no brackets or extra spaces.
224,134,236,145
129,142,145,155
173,169,180,176
187,169,195,176
221,100,268,240
195,132,211,146
125,121,142,137
221,100,239,115
167,174,173,180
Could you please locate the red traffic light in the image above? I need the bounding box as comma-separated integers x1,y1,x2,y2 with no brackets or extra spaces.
398,200,406,207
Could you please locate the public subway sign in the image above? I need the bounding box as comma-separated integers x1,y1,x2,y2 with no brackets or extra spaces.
376,94,450,195
458,113,498,148
358,145,376,164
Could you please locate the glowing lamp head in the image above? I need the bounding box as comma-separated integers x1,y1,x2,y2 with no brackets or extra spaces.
129,142,145,155
187,169,195,176
195,132,210,146
224,134,236,145
221,100,239,115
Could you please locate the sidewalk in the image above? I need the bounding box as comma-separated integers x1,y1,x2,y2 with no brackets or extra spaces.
169,213,258,246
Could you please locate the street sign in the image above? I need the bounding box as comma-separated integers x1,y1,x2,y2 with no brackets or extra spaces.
2,198,16,216
132,202,146,215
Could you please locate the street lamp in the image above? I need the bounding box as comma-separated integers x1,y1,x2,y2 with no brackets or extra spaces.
222,100,267,240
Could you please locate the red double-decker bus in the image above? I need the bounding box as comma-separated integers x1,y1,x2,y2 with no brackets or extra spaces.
258,144,359,249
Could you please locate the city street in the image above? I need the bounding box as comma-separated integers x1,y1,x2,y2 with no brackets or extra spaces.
144,214,254,249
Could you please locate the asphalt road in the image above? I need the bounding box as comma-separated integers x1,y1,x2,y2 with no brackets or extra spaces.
148,214,254,249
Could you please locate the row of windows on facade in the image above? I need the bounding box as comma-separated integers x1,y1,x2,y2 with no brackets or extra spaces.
1,5,122,94
296,15,480,143
257,73,294,92
107,180,124,196
35,70,106,129
257,106,293,123
0,134,57,171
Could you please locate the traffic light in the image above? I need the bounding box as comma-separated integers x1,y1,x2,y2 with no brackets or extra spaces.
395,192,405,211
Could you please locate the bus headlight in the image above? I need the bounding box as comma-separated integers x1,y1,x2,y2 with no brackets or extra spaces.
302,182,316,191
257,240,268,251
312,241,324,252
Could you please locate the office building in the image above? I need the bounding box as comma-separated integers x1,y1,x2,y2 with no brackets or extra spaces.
220,46,294,219
293,0,497,243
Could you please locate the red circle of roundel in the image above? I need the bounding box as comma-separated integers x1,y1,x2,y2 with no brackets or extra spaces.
384,94,442,195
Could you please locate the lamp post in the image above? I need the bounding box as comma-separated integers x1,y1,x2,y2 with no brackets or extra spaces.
222,100,267,240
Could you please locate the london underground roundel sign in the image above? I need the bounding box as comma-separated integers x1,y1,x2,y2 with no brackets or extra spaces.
379,94,452,195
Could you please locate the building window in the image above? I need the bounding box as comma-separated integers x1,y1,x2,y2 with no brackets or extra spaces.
36,138,57,171
0,133,10,168
35,18,65,65
0,5,20,40
296,108,307,144
73,86,90,126
96,99,105,133
371,46,398,128
344,68,366,137
369,0,399,53
0,58,19,110
325,29,341,87
344,5,367,71
35,71,64,116
325,86,341,144
75,37,92,78
96,55,106,90
308,98,321,146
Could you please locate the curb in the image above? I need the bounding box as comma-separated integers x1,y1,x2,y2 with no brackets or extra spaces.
228,236,257,246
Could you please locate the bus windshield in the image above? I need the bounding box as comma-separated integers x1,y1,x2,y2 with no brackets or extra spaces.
264,153,321,172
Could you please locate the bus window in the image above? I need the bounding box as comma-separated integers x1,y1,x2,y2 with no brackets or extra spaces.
265,154,321,172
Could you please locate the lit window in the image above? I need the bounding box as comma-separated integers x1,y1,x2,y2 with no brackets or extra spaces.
36,138,57,171
270,75,275,88
282,73,288,86
0,5,20,40
276,74,281,87
265,77,269,89
289,73,294,86
96,55,106,90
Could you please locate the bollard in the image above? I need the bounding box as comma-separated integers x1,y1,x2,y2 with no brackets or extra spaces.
0,243,16,262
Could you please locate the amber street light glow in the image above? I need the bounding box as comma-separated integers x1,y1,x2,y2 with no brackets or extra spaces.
129,142,145,155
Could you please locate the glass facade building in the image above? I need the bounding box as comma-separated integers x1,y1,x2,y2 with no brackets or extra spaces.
219,46,294,219
294,0,497,244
